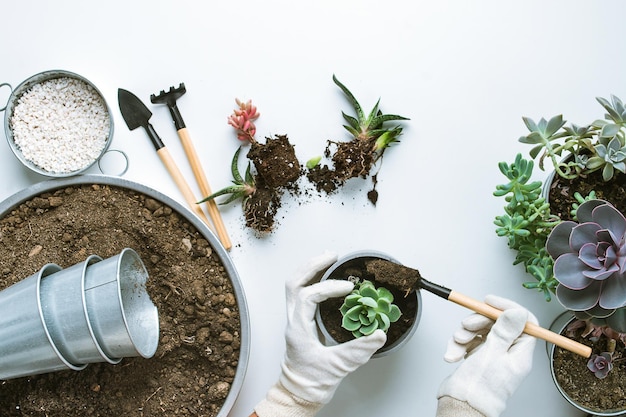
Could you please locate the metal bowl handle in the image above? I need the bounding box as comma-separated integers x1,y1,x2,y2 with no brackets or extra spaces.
0,83,12,112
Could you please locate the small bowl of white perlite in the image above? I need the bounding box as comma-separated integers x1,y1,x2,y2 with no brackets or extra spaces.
2,70,113,177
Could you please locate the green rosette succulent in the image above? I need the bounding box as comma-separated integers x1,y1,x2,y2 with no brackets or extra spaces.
339,279,401,338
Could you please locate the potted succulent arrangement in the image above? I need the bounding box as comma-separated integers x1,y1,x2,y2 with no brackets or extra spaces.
199,75,410,234
493,95,626,415
314,251,421,358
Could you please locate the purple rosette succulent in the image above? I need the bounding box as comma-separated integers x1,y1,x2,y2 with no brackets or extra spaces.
587,353,614,379
546,199,626,332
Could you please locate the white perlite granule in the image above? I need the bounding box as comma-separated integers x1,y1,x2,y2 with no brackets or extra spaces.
10,77,110,174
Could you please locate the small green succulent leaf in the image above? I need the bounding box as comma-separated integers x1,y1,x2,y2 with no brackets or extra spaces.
333,74,364,121
359,314,373,325
388,305,402,322
306,156,322,169
358,297,377,308
360,321,378,336
600,123,620,139
377,297,391,313
345,305,362,321
377,287,394,303
344,293,361,307
379,314,391,331
341,112,360,131
359,285,378,299
342,315,361,332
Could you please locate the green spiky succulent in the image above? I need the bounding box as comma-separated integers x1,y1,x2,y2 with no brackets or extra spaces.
339,279,401,338
333,74,409,152
197,146,256,206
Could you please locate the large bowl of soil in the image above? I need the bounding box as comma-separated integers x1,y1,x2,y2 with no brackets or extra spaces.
315,250,421,358
0,175,250,417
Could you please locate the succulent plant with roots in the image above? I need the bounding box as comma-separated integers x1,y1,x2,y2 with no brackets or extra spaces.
321,75,410,181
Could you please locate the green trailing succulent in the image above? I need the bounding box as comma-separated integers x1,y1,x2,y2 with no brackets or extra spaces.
493,153,562,300
493,154,600,301
518,95,626,181
339,278,401,338
197,146,256,206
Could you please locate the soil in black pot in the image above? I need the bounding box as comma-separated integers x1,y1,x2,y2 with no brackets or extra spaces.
0,184,242,417
318,256,418,351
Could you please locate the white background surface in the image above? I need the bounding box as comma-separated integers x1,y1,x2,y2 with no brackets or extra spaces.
1,1,623,416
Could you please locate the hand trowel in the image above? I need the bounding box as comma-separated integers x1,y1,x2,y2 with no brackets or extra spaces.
365,259,592,358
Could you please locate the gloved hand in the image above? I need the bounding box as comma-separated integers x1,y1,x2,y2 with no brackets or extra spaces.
436,295,537,417
254,251,387,417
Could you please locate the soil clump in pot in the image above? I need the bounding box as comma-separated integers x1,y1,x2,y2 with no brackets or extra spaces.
0,184,242,417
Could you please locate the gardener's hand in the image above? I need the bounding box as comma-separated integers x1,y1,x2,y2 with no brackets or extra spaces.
436,295,537,417
254,251,387,417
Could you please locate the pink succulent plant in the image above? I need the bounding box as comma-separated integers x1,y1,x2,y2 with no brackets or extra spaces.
227,99,260,143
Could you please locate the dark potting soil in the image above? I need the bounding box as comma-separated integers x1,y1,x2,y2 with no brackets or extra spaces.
247,135,301,189
318,257,418,352
0,184,242,417
240,134,384,234
365,259,421,296
547,170,626,413
553,326,626,413
242,135,301,234
307,137,380,202
547,170,626,221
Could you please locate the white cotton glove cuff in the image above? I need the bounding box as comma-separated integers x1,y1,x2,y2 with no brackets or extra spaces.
255,382,323,417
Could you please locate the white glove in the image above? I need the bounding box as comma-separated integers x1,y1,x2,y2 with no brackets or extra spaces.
437,295,537,417
255,251,387,417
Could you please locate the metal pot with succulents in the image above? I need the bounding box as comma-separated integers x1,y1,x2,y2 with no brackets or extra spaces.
494,95,626,416
314,251,421,358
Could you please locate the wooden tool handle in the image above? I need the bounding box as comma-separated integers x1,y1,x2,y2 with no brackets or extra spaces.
448,291,592,358
156,147,214,231
177,128,232,250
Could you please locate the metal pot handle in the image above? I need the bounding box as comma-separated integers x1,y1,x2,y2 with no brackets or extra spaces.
97,149,130,177
0,83,12,112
